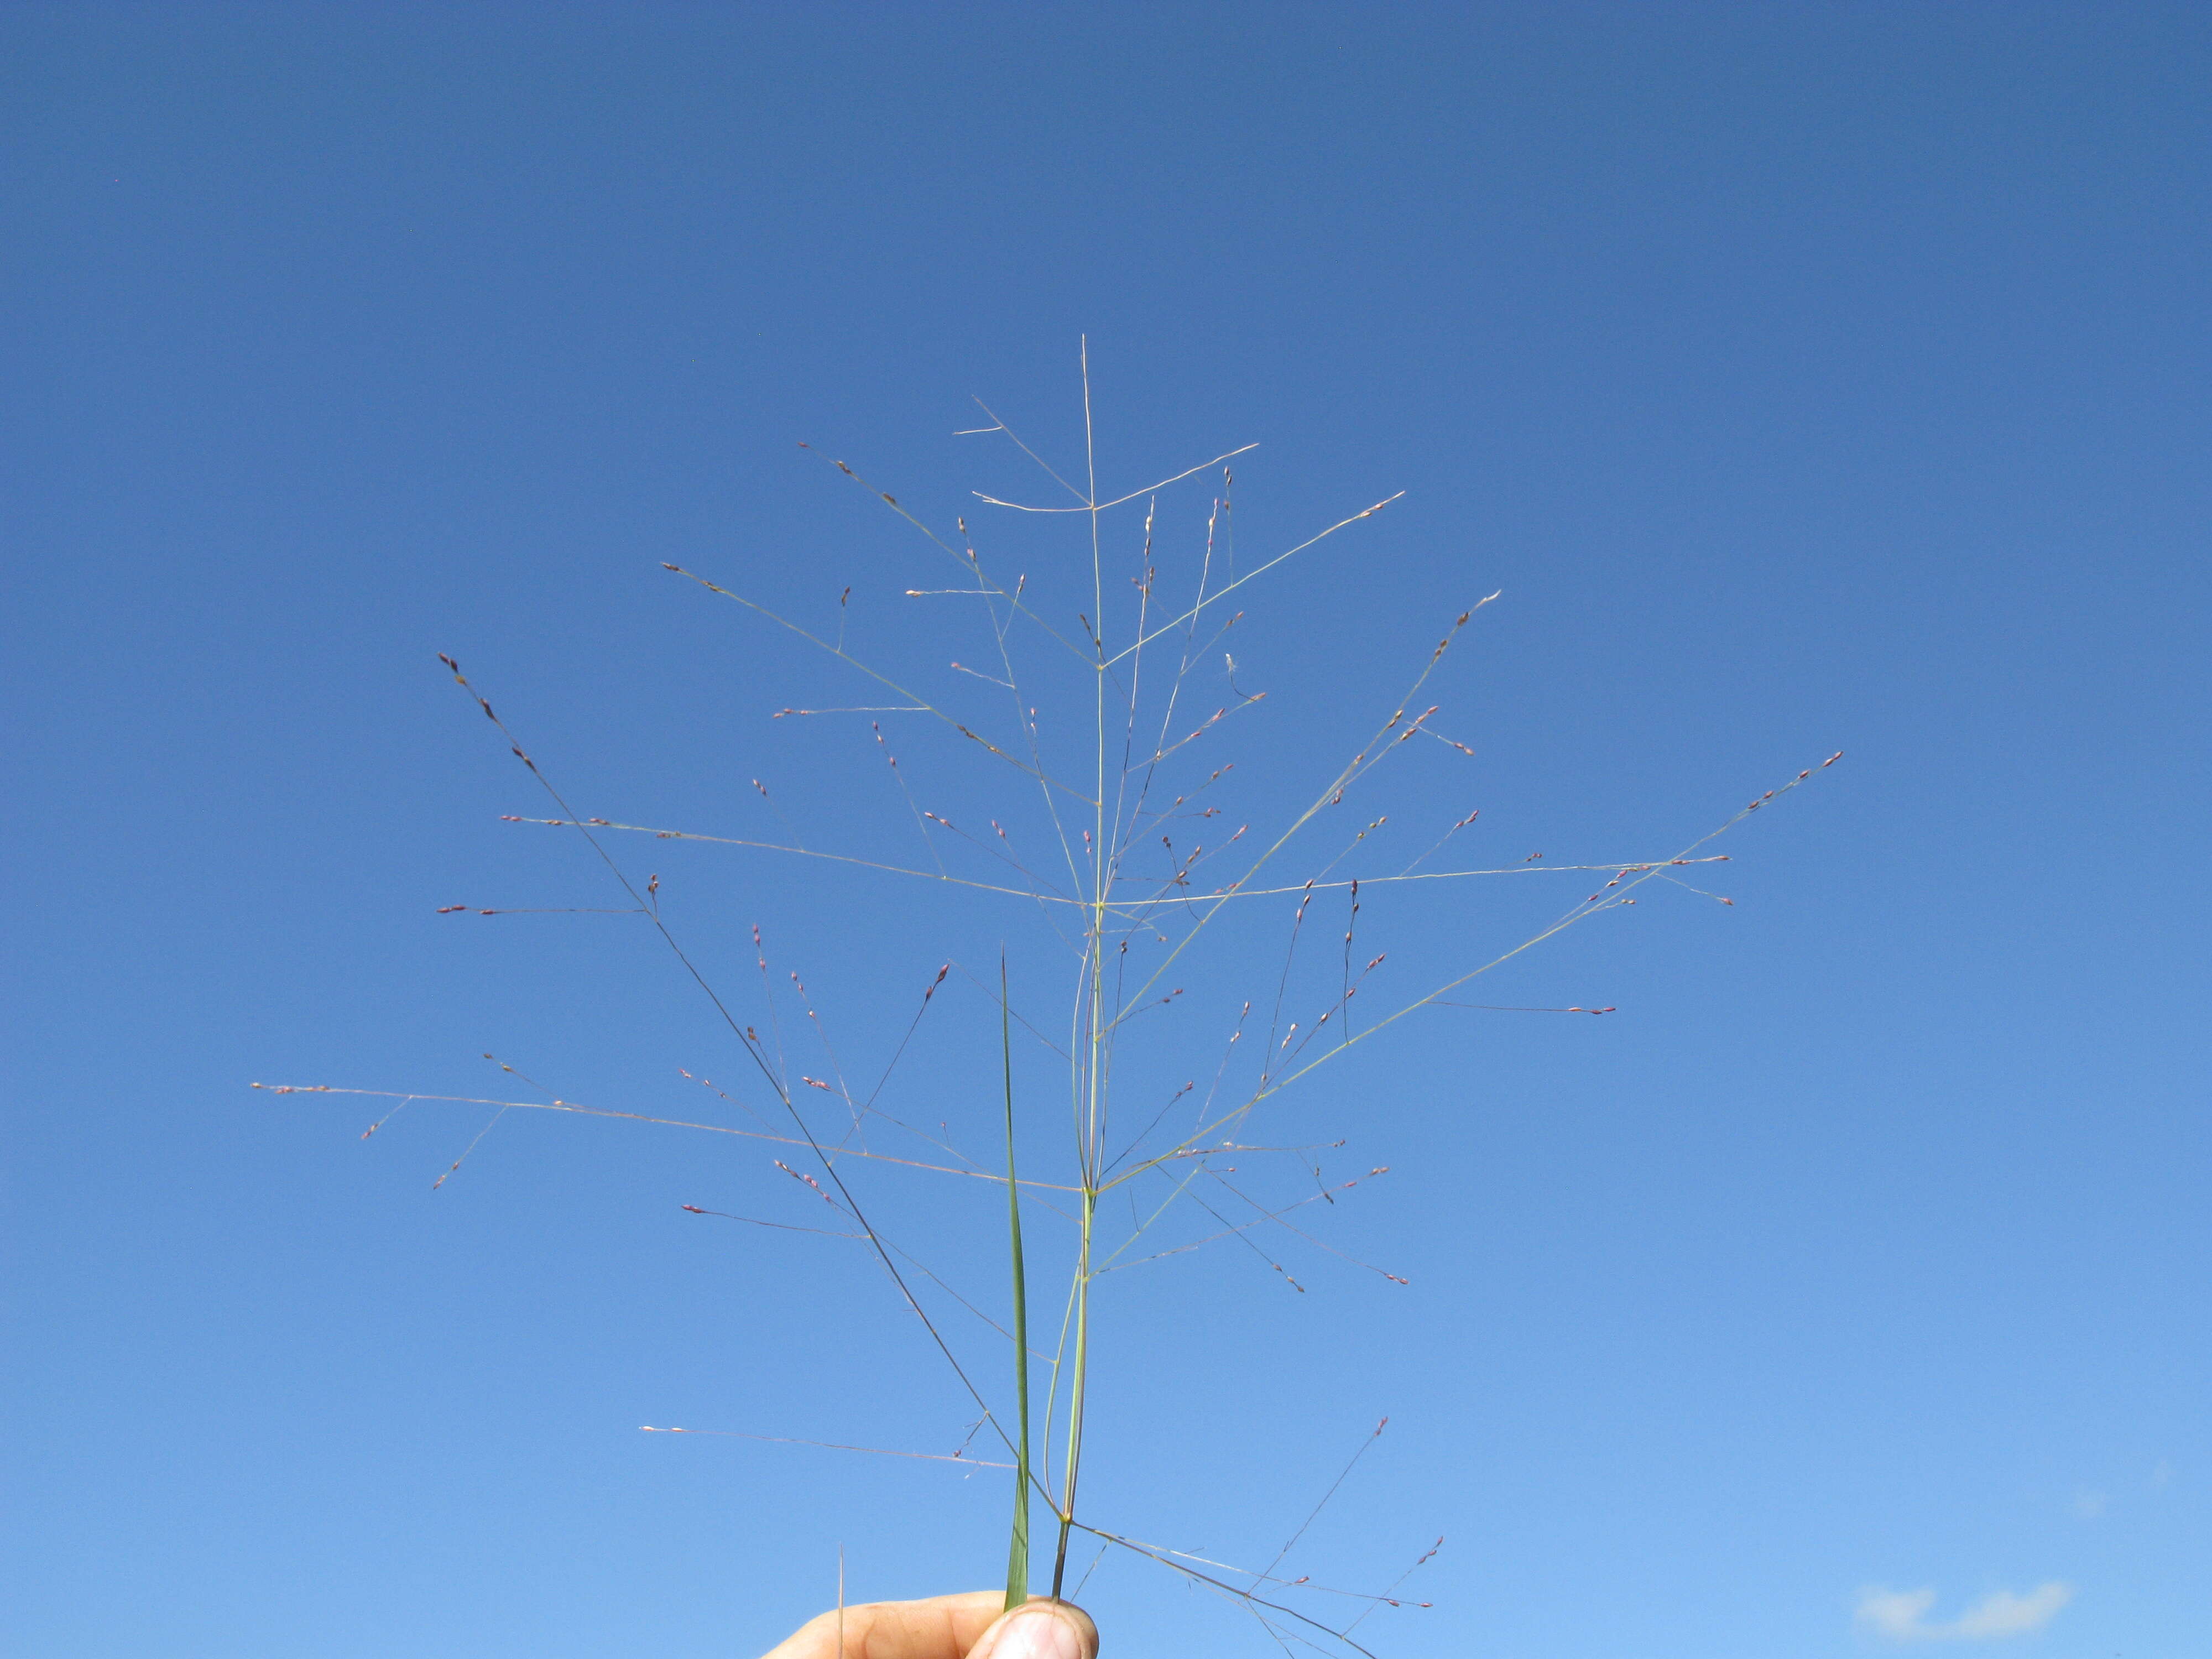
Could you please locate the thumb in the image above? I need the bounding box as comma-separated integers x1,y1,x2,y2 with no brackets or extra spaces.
966,1598,1098,1659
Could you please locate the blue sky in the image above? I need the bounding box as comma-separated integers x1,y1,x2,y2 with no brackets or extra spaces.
4,7,2207,1657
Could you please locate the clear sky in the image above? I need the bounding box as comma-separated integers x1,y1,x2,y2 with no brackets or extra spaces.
4,7,2207,1658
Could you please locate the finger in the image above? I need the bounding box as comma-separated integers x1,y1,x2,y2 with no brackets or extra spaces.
760,1593,1099,1659
760,1592,1006,1659
968,1598,1099,1659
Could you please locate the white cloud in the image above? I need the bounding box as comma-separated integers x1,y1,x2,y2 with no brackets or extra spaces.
2073,1489,2109,1519
1858,1587,1939,1640
1950,1586,2073,1639
1855,1583,2073,1642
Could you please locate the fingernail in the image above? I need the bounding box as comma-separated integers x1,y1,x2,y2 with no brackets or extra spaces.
985,1607,1087,1659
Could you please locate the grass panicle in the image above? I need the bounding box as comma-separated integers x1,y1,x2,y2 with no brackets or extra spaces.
268,348,1837,1655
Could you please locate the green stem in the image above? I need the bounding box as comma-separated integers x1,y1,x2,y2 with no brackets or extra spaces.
1001,954,1031,1611
1051,1186,1093,1599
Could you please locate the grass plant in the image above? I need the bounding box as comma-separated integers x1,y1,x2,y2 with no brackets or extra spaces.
262,346,1837,1655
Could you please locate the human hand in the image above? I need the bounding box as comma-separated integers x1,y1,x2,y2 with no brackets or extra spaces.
761,1592,1099,1659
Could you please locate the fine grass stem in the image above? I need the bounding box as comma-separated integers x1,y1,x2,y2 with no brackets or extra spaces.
1002,951,1032,1611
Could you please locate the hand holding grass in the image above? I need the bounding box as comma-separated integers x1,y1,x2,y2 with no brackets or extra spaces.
763,1593,1098,1659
